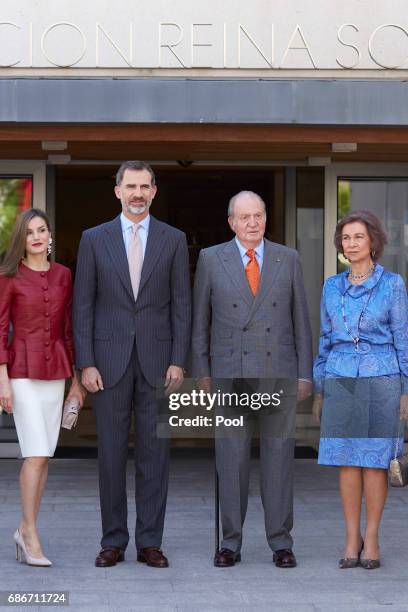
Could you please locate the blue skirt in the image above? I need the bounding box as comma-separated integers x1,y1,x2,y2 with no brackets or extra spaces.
318,376,403,468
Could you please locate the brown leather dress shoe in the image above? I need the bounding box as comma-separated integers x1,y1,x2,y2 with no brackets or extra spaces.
137,547,169,568
214,548,241,567
95,547,125,567
273,549,297,568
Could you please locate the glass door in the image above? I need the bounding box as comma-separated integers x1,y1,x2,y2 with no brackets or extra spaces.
0,162,45,457
337,178,408,279
325,164,408,279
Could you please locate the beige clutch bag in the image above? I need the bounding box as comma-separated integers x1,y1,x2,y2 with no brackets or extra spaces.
389,421,408,487
389,455,408,487
61,398,80,430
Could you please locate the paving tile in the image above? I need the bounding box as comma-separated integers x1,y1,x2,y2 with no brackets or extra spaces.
1,457,407,609
314,607,408,612
176,608,315,612
110,607,177,612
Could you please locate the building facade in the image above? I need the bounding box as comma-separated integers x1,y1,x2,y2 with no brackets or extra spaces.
1,0,408,454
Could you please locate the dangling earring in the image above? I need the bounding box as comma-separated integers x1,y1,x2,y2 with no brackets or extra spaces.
48,237,53,256
371,250,376,258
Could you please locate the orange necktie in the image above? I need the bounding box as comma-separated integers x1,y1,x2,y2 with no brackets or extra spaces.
245,249,260,296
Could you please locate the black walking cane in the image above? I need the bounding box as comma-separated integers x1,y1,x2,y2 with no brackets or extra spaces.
215,464,220,555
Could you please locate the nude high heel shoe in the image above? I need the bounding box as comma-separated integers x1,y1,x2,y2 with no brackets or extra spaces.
13,529,52,567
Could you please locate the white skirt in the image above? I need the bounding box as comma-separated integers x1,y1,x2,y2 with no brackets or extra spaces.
11,379,65,458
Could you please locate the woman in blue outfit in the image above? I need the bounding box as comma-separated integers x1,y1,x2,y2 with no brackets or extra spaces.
313,210,408,570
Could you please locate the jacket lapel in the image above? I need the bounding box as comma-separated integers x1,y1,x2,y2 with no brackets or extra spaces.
103,215,134,301
245,240,286,323
218,239,254,306
137,216,165,296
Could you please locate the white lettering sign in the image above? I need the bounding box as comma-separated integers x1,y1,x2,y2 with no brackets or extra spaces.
0,0,408,71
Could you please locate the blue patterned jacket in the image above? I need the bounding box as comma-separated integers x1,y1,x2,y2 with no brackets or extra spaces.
313,264,408,394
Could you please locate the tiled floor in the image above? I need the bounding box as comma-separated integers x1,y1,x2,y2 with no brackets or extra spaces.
1,455,408,611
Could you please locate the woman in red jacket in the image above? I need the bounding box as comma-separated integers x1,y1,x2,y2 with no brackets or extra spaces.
0,208,85,566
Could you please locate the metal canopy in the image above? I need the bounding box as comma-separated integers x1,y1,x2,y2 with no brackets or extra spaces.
0,78,407,125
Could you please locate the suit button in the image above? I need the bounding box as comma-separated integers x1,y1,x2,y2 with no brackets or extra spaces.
45,355,50,361
45,312,50,317
42,285,48,291
266,327,270,332
45,341,50,347
44,327,50,332
267,352,271,356
243,327,248,332
243,351,248,355
272,303,276,307
40,272,46,277
44,297,49,303
233,304,237,308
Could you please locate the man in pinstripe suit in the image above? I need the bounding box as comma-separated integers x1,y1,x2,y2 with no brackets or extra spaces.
73,161,191,568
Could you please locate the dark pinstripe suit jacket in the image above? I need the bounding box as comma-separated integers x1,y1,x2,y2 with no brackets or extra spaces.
73,214,191,389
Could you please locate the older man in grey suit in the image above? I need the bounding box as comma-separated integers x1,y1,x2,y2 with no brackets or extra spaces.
192,191,312,568
73,161,191,568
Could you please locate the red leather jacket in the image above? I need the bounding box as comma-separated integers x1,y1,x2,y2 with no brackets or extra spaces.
0,262,74,380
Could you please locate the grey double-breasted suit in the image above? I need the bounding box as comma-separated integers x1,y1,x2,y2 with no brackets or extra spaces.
73,214,191,551
192,238,312,552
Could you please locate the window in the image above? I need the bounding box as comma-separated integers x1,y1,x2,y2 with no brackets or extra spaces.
338,178,408,279
0,176,32,259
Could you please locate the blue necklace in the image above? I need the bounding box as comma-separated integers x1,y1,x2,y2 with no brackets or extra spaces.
341,289,374,350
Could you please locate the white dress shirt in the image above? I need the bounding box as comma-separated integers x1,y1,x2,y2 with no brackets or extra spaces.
120,212,150,258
